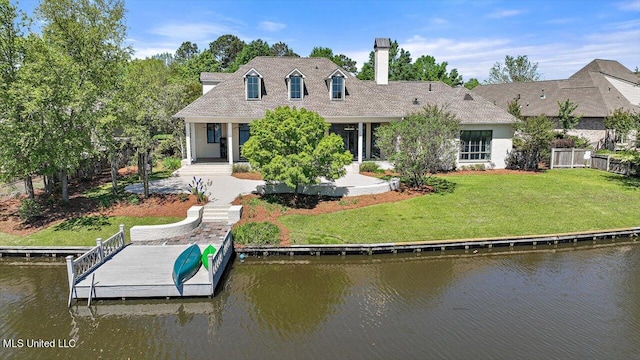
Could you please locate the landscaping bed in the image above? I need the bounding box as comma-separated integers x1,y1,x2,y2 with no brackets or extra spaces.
0,168,197,245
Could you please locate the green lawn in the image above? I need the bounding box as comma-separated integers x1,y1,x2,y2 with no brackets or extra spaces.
0,216,182,246
279,169,640,244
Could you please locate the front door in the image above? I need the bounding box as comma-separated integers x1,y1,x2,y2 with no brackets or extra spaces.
330,124,359,159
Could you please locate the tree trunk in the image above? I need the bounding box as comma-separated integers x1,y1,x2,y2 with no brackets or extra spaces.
143,151,150,198
24,176,34,200
110,154,118,196
137,153,144,181
60,169,69,203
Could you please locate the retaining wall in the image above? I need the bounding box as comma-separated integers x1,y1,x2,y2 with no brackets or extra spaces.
130,206,203,242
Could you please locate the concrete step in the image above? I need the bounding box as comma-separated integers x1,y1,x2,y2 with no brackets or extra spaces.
202,205,230,222
174,164,232,176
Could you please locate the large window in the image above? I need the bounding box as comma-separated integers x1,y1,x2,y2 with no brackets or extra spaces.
290,76,302,100
460,130,492,160
331,76,344,100
246,76,260,100
207,123,221,143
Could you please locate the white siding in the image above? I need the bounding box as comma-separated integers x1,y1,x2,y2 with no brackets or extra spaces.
457,124,513,169
605,76,640,106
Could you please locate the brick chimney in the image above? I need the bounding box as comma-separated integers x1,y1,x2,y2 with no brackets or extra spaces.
374,38,390,85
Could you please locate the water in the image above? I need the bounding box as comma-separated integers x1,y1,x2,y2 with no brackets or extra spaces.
1,243,639,359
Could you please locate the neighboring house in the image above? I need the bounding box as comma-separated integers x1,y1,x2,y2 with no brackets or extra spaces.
174,38,518,169
473,59,640,148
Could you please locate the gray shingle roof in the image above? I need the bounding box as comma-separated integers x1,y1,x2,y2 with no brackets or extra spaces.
200,72,233,82
472,59,640,118
175,56,517,125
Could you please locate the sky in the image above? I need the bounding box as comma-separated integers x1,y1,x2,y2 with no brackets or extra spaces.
17,0,640,82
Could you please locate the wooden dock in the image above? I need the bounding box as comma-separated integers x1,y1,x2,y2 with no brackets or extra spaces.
66,226,234,303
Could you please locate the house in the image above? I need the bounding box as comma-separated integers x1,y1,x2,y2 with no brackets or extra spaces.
473,59,640,148
174,38,518,170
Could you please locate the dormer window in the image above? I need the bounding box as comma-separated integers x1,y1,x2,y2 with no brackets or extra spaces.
243,68,263,100
286,69,305,100
327,69,347,101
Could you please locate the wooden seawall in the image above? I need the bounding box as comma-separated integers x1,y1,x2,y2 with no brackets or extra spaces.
237,227,640,257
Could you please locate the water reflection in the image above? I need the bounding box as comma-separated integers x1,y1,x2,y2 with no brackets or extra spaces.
0,243,639,359
237,260,350,338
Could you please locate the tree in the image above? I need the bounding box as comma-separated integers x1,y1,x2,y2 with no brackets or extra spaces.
35,0,129,202
413,55,463,86
506,115,555,170
375,105,461,187
557,99,581,135
388,40,414,80
464,78,480,90
228,39,271,72
309,46,333,59
120,59,169,198
604,108,638,150
507,98,523,120
0,0,37,198
270,41,298,57
241,106,352,196
309,46,357,74
209,34,245,71
174,41,198,64
487,55,541,84
356,51,375,80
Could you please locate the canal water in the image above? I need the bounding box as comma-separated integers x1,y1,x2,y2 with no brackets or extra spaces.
1,243,639,359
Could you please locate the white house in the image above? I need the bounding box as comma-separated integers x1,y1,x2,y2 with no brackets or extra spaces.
174,38,517,170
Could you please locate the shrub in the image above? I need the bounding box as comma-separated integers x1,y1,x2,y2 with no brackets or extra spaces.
177,193,189,202
162,157,182,171
552,137,574,148
232,222,281,245
128,195,140,205
359,161,380,173
425,177,456,194
232,163,251,173
18,199,42,223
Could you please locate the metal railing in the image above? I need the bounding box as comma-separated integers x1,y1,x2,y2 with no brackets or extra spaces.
66,224,126,307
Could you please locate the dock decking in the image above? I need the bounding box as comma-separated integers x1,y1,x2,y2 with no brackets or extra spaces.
67,226,234,302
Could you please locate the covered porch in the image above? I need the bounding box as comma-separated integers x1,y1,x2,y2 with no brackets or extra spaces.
184,119,389,166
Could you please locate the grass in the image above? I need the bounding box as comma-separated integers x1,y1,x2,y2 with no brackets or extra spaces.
84,169,174,207
0,216,182,246
279,169,640,244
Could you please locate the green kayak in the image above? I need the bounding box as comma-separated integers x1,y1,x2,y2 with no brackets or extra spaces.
201,245,217,270
172,244,202,288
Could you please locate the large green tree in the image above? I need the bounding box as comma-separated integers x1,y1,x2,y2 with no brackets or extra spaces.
228,39,271,72
309,46,357,74
34,0,129,202
119,59,171,197
463,78,480,90
375,105,461,187
487,55,541,84
270,41,298,57
209,34,245,71
241,107,352,195
604,108,639,149
413,55,462,86
557,99,581,135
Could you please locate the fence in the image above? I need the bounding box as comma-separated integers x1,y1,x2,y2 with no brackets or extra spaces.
550,148,590,169
590,154,632,175
66,225,126,306
550,149,636,176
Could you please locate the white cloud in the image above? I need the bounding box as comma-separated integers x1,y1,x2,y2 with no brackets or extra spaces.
395,28,640,82
258,21,286,32
487,9,525,19
617,0,640,11
431,17,448,25
150,23,233,42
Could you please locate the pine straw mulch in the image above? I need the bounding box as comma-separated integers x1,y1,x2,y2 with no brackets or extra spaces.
0,169,199,236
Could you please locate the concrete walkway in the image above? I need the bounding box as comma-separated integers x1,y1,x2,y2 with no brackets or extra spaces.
125,170,388,206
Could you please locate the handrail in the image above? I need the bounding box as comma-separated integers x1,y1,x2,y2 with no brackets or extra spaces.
66,224,126,306
208,229,233,295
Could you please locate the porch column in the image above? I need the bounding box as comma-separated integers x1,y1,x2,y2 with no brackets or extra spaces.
185,121,192,165
190,123,197,162
227,123,234,165
357,122,363,163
